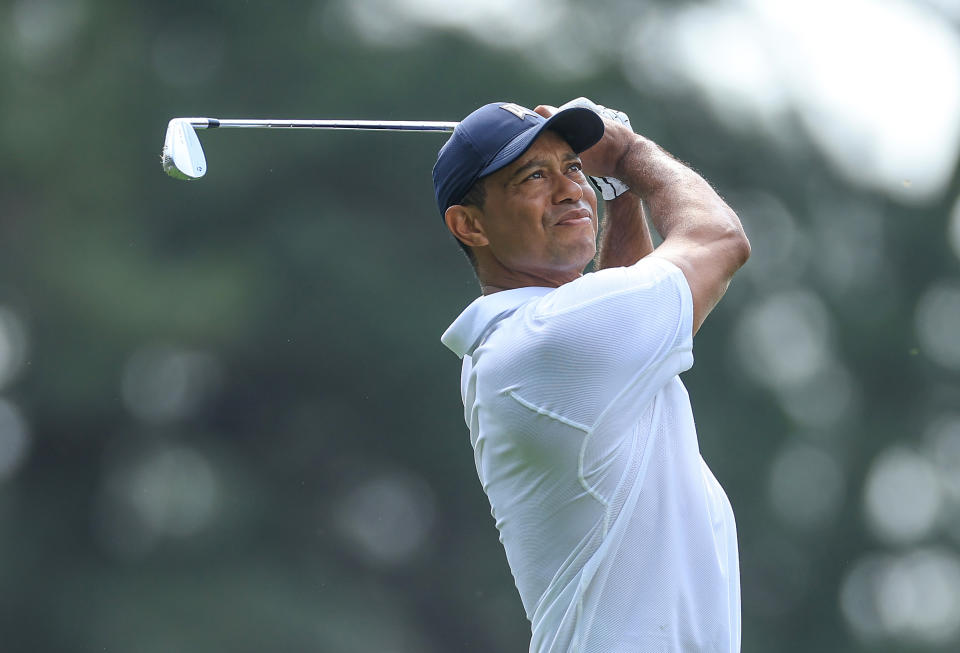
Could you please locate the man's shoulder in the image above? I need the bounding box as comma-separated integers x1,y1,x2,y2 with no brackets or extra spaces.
535,256,688,317
443,257,691,359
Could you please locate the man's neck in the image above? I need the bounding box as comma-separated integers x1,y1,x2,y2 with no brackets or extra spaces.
476,265,583,295
481,284,509,295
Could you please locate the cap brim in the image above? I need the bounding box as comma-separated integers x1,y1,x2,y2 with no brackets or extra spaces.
478,107,604,179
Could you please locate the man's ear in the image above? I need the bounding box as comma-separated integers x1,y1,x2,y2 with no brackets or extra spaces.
444,205,489,248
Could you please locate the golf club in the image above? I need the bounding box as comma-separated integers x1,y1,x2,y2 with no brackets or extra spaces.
161,117,459,180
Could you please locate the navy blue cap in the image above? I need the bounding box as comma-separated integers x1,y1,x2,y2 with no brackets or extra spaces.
432,102,604,215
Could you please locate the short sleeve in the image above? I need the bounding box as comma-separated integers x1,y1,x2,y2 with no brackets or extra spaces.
481,256,694,429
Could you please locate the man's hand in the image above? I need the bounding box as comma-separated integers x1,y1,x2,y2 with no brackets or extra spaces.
538,98,751,337
559,97,633,200
534,99,637,191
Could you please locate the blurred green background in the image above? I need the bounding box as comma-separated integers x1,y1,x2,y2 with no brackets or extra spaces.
2,0,960,651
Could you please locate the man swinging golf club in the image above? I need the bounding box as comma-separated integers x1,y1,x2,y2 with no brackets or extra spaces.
434,98,750,652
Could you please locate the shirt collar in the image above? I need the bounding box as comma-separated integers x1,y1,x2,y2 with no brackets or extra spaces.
441,286,552,358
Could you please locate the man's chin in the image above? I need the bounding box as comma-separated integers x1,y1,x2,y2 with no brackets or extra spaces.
553,250,596,280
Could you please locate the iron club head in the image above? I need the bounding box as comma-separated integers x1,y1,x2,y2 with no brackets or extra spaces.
161,119,207,180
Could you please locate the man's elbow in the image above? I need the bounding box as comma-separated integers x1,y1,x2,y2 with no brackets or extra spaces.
700,211,750,273
729,224,751,269
714,203,750,269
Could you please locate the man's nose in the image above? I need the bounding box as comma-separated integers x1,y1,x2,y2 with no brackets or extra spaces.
553,173,584,203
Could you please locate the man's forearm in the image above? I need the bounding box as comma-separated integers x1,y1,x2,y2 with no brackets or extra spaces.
596,192,654,270
607,132,749,334
614,136,741,243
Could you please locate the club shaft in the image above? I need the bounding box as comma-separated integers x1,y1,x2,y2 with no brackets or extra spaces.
180,117,458,132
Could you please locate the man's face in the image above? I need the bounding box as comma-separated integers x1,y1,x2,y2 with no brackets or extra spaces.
473,130,599,286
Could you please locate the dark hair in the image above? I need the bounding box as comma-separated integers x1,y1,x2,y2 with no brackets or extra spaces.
452,178,486,266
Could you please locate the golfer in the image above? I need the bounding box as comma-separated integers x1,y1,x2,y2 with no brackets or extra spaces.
433,99,750,652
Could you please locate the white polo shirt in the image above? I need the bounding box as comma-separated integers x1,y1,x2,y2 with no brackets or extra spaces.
442,256,740,653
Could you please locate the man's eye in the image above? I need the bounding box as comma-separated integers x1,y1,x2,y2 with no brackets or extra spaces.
568,162,583,173
526,171,544,181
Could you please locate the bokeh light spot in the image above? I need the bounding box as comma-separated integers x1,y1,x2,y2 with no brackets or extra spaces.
841,549,960,644
121,344,222,423
10,0,87,70
335,0,566,48
623,0,960,202
728,190,807,287
879,549,960,644
97,445,220,559
0,306,29,391
333,469,435,568
777,362,858,429
925,414,960,500
840,553,890,642
864,447,941,544
734,289,833,389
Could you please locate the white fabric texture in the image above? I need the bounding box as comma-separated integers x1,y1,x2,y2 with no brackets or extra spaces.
442,257,740,652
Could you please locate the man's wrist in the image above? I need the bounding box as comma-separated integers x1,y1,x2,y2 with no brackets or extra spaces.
613,136,683,196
